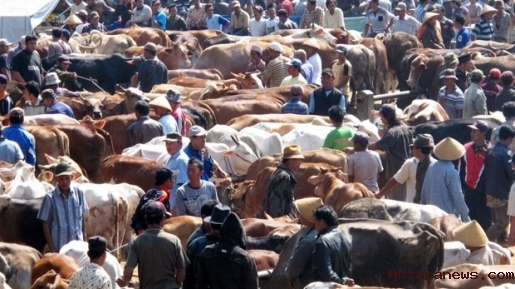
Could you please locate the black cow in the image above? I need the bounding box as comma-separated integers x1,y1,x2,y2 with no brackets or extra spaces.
246,235,290,254
42,54,143,94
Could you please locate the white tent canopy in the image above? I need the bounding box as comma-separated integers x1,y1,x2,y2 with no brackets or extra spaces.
0,0,60,44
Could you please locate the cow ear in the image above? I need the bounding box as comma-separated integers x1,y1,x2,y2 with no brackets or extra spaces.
70,99,86,111
103,101,119,111
45,154,59,164
264,212,273,220
1,118,9,126
93,120,106,129
316,28,324,35
307,175,319,185
41,171,54,183
224,151,234,156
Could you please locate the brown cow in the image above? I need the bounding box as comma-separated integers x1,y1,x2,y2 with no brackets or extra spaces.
248,250,279,271
359,37,389,95
98,114,137,154
108,27,172,46
30,270,70,289
31,253,78,284
169,30,224,49
123,43,192,70
241,218,301,237
202,98,283,124
25,126,70,173
169,75,260,90
98,155,163,191
163,215,203,249
308,169,375,216
167,68,224,80
58,95,106,120
430,214,462,242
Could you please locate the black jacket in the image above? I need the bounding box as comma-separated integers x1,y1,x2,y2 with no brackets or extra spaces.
313,226,352,284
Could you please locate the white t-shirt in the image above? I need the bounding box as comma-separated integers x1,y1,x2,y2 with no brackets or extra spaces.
348,150,383,193
266,18,279,34
249,18,267,36
307,53,322,86
393,156,436,203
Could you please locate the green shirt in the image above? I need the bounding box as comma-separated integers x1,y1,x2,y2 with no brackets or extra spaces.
323,126,354,151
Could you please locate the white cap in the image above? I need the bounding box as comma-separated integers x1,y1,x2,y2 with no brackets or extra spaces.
251,45,262,54
269,42,282,52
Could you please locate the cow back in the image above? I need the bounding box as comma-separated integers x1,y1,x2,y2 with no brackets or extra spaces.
25,126,70,174
0,242,42,289
98,155,163,191
0,198,45,252
31,253,78,284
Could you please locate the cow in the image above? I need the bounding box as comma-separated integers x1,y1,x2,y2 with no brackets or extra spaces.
246,235,290,254
98,155,163,192
77,30,137,54
282,125,335,151
471,53,515,80
22,115,79,126
241,218,300,237
123,43,192,70
308,169,375,215
0,160,37,182
59,95,106,120
227,114,331,131
430,264,515,288
170,30,224,50
0,242,42,289
163,216,203,249
404,51,445,102
463,40,515,54
42,54,143,94
248,250,279,271
202,98,283,125
24,126,70,174
99,114,137,154
167,68,224,80
382,32,422,93
359,38,389,95
339,44,376,101
102,86,150,117
108,27,172,46
29,270,69,289
340,198,448,223
169,75,261,90
31,253,78,285
0,273,10,289
430,214,462,241
403,99,450,126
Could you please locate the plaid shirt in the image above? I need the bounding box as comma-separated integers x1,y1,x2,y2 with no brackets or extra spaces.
37,186,88,251
186,6,207,29
281,98,309,115
300,7,324,28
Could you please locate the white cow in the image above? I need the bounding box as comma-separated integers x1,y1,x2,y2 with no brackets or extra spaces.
282,125,335,151
0,161,54,199
443,241,470,269
0,272,11,289
60,240,124,289
239,127,283,157
0,161,35,182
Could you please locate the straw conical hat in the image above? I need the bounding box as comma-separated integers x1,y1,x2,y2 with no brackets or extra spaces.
434,137,465,161
423,12,440,24
64,14,82,26
481,5,497,16
149,96,172,111
452,220,488,247
303,38,320,50
294,197,324,223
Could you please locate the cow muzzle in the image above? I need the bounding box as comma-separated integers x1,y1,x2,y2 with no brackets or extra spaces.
92,110,102,120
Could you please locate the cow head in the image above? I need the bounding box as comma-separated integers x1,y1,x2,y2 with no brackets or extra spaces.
0,161,35,182
30,270,70,289
37,154,88,185
70,95,107,120
198,83,236,100
115,86,150,113
157,43,192,70
307,168,344,199
406,54,430,88
223,135,259,177
230,72,264,89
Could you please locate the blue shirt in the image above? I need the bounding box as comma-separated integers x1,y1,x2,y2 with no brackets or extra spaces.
183,144,214,181
159,114,178,135
308,89,346,113
301,61,314,84
420,161,470,221
456,28,471,49
2,125,36,166
206,14,230,30
281,98,309,115
0,138,23,164
153,11,167,30
46,101,75,119
166,149,190,209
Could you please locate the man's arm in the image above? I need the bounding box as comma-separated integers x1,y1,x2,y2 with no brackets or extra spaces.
116,266,135,287
376,177,400,199
285,233,316,281
176,267,186,287
313,240,343,283
11,71,24,84
42,221,57,252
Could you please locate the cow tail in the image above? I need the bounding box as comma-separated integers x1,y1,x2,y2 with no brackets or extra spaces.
112,193,120,260
55,127,70,156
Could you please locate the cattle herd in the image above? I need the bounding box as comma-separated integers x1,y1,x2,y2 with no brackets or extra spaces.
2,8,515,289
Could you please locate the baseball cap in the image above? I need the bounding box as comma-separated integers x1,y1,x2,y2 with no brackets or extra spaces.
54,162,73,177
489,68,501,79
335,44,347,53
287,58,302,68
188,125,207,137
58,55,71,64
163,132,182,142
0,39,13,46
145,201,170,219
321,68,334,77
467,120,489,132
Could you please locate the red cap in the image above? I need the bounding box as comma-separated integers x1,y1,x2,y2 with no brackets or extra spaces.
489,68,501,79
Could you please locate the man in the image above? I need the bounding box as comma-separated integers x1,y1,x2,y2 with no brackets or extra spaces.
48,55,80,91
131,167,175,235
496,72,515,111
332,45,352,105
259,145,304,218
166,4,187,31
308,69,346,116
376,134,435,203
421,137,471,221
126,0,152,27
68,236,112,289
484,125,515,242
347,132,383,193
300,0,324,28
455,14,471,48
393,2,421,34
365,0,395,37
2,108,36,166
183,126,214,181
184,204,230,289
164,132,189,211
95,0,115,26
186,0,207,30
43,72,80,98
266,5,280,34
463,69,487,118
281,58,308,86
38,162,89,252
369,104,413,201
137,43,168,93
312,206,354,286
167,89,187,136
150,0,166,30
262,42,289,88
75,10,89,33
249,6,267,36
205,4,230,31
323,0,345,30
186,200,218,247
492,0,511,43
415,0,429,22
294,49,314,84
481,69,502,113
466,0,482,24
149,96,178,135
126,100,163,147
70,0,87,16
281,85,309,115
453,221,497,264
421,12,444,49
278,8,299,29
278,0,294,15
247,45,266,74
324,105,353,150
0,123,24,165
117,201,189,288
47,28,72,58
304,38,322,86
491,102,515,153
451,0,470,25
460,120,491,231
0,39,12,80
455,53,473,95
0,75,13,116
434,4,455,49
11,35,43,86
286,198,324,289
82,11,107,33
471,5,496,41
7,36,25,69
197,213,258,289
41,89,75,118
22,81,46,116
176,158,219,217
231,1,250,35
507,154,515,245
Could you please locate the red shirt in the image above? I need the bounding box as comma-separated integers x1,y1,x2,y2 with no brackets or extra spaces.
481,81,502,113
277,0,294,16
463,142,487,189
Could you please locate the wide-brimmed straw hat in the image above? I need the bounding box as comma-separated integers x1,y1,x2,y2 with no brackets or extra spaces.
423,12,440,24
283,145,305,160
149,96,172,111
64,14,82,26
452,220,488,247
434,137,465,161
440,68,458,80
303,38,320,50
294,197,323,223
481,5,497,16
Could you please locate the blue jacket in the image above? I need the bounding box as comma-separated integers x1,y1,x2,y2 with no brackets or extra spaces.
46,101,75,119
183,144,214,181
2,125,36,165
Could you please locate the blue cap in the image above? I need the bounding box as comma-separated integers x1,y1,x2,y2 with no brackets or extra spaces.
287,58,302,68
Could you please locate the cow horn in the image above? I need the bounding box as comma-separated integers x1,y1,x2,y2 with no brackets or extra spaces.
230,134,240,145
115,84,127,92
79,94,86,101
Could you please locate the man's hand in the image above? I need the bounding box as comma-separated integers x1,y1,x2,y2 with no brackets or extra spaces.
347,278,355,286
202,147,209,159
71,72,78,79
116,277,127,287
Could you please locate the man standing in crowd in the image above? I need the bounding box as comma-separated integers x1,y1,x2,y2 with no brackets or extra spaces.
247,45,266,73
126,0,152,27
481,68,502,112
166,4,187,30
281,58,307,86
176,159,218,217
137,43,168,93
167,89,187,136
471,5,497,41
454,15,471,48
47,28,72,58
0,75,13,116
323,0,345,30
364,0,394,37
150,0,167,30
2,108,36,166
278,8,298,29
303,38,322,86
491,102,515,152
231,1,250,35
82,11,107,33
118,201,189,288
22,81,46,116
68,236,112,289
186,200,218,247
38,162,89,252
281,85,309,115
41,89,75,118
463,69,487,118
262,42,289,88
492,0,511,43
48,55,80,91
308,69,346,116
300,0,324,28
266,5,280,34
393,2,421,35
11,35,43,86
332,45,352,105
495,72,515,111
249,6,266,36
149,96,178,135
259,145,304,218
186,0,207,30
438,69,464,119
347,132,383,193
461,120,491,231
294,49,314,84
205,4,230,31
183,126,214,181
324,105,353,150
126,100,163,147
164,132,189,212
456,53,473,92
0,123,24,165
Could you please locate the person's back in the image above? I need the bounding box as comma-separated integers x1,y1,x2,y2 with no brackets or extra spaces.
348,149,383,192
126,100,163,147
2,108,36,166
0,136,23,164
46,100,75,118
323,126,354,150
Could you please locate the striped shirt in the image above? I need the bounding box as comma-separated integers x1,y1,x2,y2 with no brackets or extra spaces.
37,186,89,251
471,18,494,40
263,55,289,88
281,98,309,115
438,85,464,119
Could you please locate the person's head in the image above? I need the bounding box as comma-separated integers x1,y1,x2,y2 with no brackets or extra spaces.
470,69,484,84
321,69,335,90
351,131,370,151
290,84,304,99
423,12,439,26
410,134,434,159
73,0,82,4
143,42,157,59
250,45,262,62
294,49,307,62
89,11,100,25
313,205,338,233
481,5,497,21
232,1,242,13
204,204,231,233
188,125,207,150
441,68,458,87
135,0,144,8
151,0,161,13
87,236,108,264
0,75,6,94
282,145,304,172
443,53,459,69
327,0,337,12
268,42,282,59
75,9,89,22
495,0,505,13
253,5,264,19
307,0,317,11
58,55,72,70
205,3,215,16
421,0,429,6
335,44,347,62
454,14,465,28
200,200,218,220
287,58,302,76
502,101,515,119
368,0,379,10
145,201,167,226
328,105,344,125
501,71,514,87
163,132,183,155
498,124,515,144
489,68,501,83
62,30,71,42
51,28,63,40
395,2,407,18
24,35,37,53
154,167,175,190
134,100,150,117
149,96,172,117
467,120,488,143
451,0,461,8
277,9,288,22
434,137,465,161
303,38,319,57
64,14,82,31
378,103,400,127
41,89,56,108
23,81,40,101
295,197,323,227
95,0,112,14
44,72,61,90
54,162,73,191
187,158,204,182
267,4,276,18
169,4,178,17
458,54,474,72
9,108,24,125
0,39,12,54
